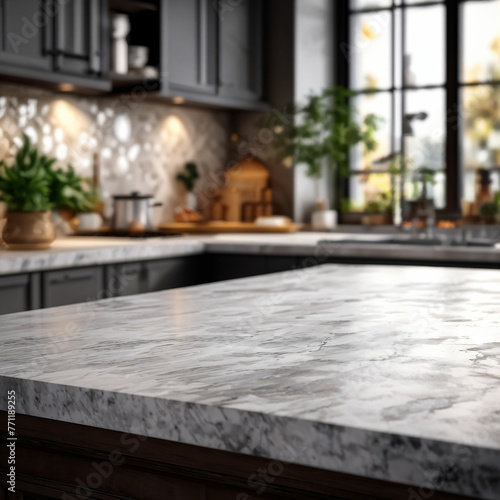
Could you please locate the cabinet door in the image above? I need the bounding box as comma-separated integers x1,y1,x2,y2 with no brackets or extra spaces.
205,254,268,282
0,274,31,315
218,0,263,101
145,256,199,292
110,262,145,297
0,0,53,71
42,267,104,308
161,0,217,95
53,0,107,77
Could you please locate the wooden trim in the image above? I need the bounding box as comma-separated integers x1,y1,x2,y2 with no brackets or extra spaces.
0,412,477,500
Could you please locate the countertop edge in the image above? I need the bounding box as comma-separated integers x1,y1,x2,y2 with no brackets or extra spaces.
1,376,498,500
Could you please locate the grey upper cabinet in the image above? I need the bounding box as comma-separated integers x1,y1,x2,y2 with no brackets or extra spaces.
218,0,263,102
0,0,110,90
53,0,108,78
0,0,53,71
160,0,265,108
161,0,217,96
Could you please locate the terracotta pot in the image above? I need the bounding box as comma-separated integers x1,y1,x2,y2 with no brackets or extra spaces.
361,213,389,226
2,211,56,250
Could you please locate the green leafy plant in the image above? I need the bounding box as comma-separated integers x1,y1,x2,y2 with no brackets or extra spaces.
273,86,382,179
49,165,99,213
479,200,499,216
0,134,99,213
364,194,391,214
0,134,55,211
176,162,199,192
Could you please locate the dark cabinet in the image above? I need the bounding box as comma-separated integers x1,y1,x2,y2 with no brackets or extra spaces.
0,254,299,316
161,0,217,96
145,256,199,291
110,262,145,297
0,0,53,71
53,0,108,78
111,256,201,297
0,0,109,89
42,266,104,308
205,254,297,282
159,0,264,107
218,0,263,102
0,273,40,315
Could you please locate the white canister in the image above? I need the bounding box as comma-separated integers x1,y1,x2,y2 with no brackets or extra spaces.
111,14,130,75
311,209,337,231
76,213,103,231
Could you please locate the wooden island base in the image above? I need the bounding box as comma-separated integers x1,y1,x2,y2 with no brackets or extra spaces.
0,412,473,500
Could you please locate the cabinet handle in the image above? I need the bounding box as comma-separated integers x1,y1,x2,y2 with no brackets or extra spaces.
50,273,93,284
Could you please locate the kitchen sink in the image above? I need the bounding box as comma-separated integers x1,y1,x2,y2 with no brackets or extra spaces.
319,238,499,248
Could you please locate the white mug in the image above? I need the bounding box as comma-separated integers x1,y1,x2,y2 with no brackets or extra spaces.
77,213,102,231
311,210,337,231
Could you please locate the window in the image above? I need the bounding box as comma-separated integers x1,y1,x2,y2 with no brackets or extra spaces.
335,0,500,220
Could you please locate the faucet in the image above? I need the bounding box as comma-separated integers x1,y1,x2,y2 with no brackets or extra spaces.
426,215,436,240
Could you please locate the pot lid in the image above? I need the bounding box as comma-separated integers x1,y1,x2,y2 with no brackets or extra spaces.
113,191,153,200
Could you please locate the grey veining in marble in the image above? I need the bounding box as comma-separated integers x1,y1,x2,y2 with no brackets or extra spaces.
2,232,500,276
1,264,500,498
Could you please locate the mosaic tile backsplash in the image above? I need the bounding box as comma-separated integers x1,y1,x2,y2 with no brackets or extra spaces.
0,83,230,223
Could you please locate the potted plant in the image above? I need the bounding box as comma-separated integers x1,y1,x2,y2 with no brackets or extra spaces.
273,85,382,229
479,200,499,224
0,135,56,249
175,161,202,222
362,195,392,226
50,165,102,232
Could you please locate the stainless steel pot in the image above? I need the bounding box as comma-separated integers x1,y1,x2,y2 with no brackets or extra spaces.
112,192,162,232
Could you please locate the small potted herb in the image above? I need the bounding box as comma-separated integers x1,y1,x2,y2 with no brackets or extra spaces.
175,162,202,222
50,165,102,231
362,194,392,226
479,200,499,224
0,135,56,249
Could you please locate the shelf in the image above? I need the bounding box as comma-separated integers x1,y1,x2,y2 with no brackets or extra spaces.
110,72,160,91
109,0,157,14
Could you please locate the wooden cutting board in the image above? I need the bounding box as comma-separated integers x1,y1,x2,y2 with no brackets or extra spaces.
158,221,301,234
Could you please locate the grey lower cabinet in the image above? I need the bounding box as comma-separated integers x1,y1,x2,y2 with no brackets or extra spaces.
110,256,201,298
205,254,298,282
42,266,105,308
0,254,305,316
0,273,40,315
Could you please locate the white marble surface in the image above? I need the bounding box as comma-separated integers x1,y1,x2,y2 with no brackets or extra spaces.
1,232,500,275
1,264,500,499
0,236,205,275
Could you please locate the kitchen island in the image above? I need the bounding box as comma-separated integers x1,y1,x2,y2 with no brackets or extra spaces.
1,264,499,499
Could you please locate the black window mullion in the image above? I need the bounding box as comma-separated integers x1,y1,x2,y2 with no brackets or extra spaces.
399,4,407,223
390,0,396,156
334,0,351,213
445,0,460,216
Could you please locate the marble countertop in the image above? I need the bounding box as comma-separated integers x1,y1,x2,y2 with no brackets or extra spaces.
0,236,206,275
0,232,500,275
1,264,499,499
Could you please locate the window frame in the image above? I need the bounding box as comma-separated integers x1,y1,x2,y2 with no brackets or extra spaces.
334,0,469,220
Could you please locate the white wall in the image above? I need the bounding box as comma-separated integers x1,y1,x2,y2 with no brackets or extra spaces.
293,0,334,222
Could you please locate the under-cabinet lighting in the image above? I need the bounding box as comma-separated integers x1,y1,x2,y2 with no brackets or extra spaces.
59,83,76,92
172,96,185,104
